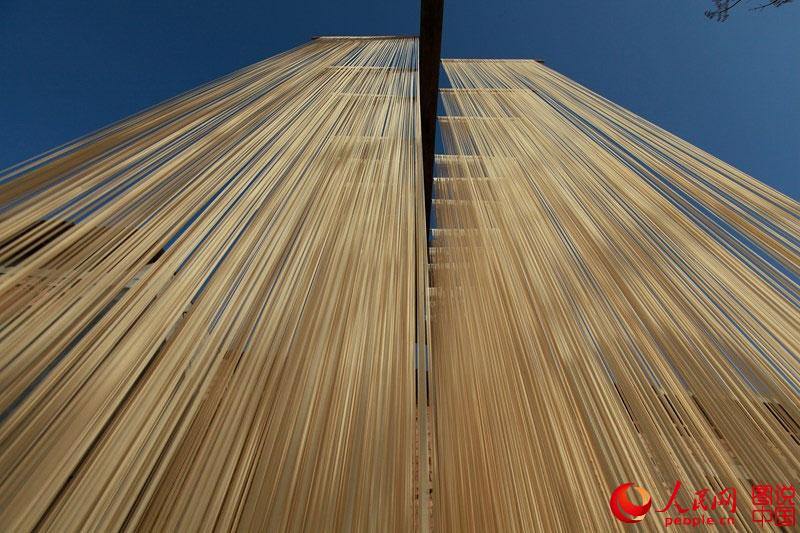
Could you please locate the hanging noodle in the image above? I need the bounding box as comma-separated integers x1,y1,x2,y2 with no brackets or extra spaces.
0,37,425,532
430,58,799,531
0,39,798,533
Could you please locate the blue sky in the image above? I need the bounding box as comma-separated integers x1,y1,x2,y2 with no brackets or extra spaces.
1,0,798,199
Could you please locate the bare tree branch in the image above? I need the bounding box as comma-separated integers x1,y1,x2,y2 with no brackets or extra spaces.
705,0,792,21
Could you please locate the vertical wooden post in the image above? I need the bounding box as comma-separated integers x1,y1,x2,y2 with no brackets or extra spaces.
418,5,442,530
419,0,444,229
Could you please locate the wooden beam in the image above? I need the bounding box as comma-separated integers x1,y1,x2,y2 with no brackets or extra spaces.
419,0,444,230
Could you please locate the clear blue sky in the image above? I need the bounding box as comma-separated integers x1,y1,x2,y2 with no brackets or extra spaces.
1,0,798,199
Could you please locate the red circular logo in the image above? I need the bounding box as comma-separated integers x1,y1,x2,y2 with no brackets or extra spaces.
610,482,652,523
